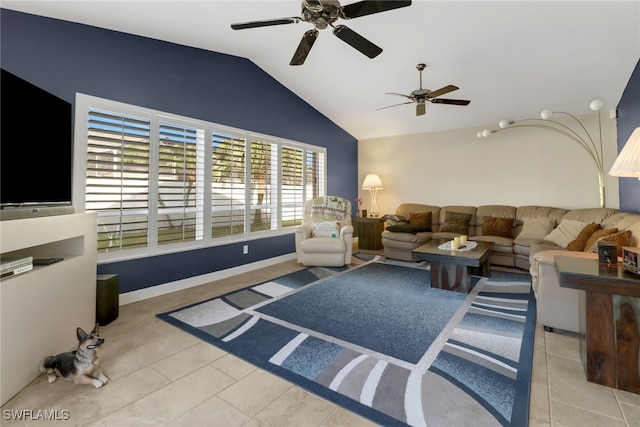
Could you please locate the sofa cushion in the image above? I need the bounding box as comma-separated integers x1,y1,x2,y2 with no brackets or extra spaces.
583,228,619,252
385,224,429,234
440,211,472,234
586,230,632,257
381,230,430,245
482,216,514,238
544,219,589,248
311,221,340,238
567,223,601,251
515,217,556,242
409,211,432,229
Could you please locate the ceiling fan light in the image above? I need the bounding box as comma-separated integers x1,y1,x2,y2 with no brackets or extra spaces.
498,119,511,129
476,130,484,139
590,99,604,111
481,129,492,138
540,109,553,120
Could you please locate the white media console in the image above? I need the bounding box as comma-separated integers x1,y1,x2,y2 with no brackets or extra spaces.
0,212,97,405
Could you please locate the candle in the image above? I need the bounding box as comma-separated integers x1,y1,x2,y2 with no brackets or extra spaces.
460,235,468,245
451,239,460,250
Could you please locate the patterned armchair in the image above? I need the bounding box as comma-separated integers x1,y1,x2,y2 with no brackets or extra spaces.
294,196,354,267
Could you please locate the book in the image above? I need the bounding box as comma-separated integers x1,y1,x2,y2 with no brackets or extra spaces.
0,263,33,278
0,256,33,271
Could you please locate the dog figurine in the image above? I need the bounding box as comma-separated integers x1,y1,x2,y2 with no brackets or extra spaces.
39,324,110,388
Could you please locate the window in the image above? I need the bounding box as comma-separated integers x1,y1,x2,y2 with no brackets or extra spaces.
75,94,326,260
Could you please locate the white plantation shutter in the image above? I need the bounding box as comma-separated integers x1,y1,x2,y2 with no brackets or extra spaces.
79,95,327,258
281,146,304,228
306,149,325,200
86,109,151,253
157,122,205,245
211,131,246,238
250,140,277,232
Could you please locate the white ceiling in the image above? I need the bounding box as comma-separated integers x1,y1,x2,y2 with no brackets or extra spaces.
3,1,639,140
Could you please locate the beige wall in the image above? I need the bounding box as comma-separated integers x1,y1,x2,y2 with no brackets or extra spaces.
358,111,620,215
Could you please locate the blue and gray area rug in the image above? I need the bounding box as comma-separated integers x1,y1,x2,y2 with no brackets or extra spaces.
157,258,535,427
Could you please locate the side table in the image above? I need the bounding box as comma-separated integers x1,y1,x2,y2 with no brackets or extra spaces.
555,256,640,394
352,217,384,251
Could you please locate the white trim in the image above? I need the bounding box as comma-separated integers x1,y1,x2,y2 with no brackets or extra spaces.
118,253,297,305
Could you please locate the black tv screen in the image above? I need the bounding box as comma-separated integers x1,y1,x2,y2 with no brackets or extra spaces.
1,69,73,208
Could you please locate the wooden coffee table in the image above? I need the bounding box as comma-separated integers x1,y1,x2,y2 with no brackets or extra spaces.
412,240,493,293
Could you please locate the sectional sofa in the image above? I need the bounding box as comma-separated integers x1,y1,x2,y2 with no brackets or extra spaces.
380,203,640,333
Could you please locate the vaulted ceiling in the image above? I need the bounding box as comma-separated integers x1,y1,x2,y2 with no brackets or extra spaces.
3,1,639,140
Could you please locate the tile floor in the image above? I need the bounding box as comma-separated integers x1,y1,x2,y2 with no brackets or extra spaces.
2,254,639,426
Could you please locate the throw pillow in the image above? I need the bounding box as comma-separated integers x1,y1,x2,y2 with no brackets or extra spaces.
586,230,632,257
543,219,589,248
385,224,430,234
311,221,340,238
516,218,556,240
439,211,472,234
408,211,432,230
382,214,409,226
567,223,601,251
583,228,619,252
482,216,514,238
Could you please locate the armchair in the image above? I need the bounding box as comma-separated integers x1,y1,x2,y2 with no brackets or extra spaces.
295,196,354,267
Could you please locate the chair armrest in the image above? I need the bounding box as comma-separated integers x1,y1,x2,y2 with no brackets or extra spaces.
295,224,312,239
340,224,354,238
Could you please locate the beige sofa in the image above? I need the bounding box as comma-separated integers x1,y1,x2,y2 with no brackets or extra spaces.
381,203,640,333
530,213,640,332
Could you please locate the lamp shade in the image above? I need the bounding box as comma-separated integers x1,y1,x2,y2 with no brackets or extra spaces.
609,127,640,178
362,174,383,189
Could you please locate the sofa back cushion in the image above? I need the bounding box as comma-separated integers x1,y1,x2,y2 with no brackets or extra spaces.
560,208,619,224
515,206,568,238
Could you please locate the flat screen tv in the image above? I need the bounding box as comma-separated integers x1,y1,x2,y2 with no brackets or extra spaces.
1,69,74,217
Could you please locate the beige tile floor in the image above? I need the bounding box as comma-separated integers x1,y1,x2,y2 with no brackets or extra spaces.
2,254,640,426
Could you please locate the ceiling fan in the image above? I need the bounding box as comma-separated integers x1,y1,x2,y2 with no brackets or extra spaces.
230,0,412,66
379,63,471,116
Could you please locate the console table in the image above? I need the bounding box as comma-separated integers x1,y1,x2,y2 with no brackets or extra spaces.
555,256,640,394
352,217,384,251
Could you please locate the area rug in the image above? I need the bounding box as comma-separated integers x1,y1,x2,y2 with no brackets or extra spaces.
157,261,535,427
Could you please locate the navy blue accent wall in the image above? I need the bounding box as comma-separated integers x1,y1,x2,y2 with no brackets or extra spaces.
616,58,640,214
1,9,358,293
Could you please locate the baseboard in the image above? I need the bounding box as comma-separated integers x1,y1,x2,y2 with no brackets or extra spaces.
119,253,298,306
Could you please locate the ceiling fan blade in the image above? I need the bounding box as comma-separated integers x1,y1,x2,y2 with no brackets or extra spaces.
416,103,426,116
290,29,319,66
385,92,413,100
431,98,471,106
333,25,382,58
427,84,459,99
377,101,414,111
231,17,300,30
341,1,412,19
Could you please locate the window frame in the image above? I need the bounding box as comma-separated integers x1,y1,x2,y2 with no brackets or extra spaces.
74,93,327,263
